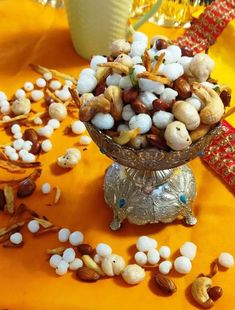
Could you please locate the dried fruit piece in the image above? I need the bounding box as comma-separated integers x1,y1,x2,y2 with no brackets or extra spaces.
77,244,93,255
76,266,100,282
53,186,61,204
4,185,14,215
155,274,177,294
17,179,36,198
113,128,140,145
0,221,25,237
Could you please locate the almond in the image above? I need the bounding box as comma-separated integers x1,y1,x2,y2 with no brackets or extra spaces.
77,244,93,255
23,128,39,144
17,179,36,198
76,267,100,282
154,274,177,294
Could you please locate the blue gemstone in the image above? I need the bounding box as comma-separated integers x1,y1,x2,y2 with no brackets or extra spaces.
180,194,187,204
119,198,126,208
197,151,204,157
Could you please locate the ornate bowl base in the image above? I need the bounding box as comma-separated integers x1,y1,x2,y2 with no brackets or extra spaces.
104,163,197,230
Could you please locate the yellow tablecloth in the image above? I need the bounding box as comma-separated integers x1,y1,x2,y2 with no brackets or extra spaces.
0,1,234,309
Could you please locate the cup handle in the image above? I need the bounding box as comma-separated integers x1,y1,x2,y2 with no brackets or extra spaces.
127,0,163,36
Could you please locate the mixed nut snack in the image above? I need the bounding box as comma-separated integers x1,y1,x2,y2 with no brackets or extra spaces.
77,32,231,151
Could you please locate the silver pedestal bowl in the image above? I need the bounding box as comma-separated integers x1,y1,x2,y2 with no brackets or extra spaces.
86,123,221,230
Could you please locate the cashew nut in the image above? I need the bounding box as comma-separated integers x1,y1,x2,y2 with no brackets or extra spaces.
104,86,123,121
113,128,140,145
101,254,126,276
188,54,214,82
164,121,192,151
96,67,111,82
110,39,131,56
115,54,134,68
173,101,200,130
57,148,81,168
12,98,31,116
190,124,211,142
192,82,224,125
79,94,111,122
191,276,214,308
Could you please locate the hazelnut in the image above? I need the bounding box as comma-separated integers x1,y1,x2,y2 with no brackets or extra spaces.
122,87,139,103
173,77,191,100
181,46,193,57
208,286,223,301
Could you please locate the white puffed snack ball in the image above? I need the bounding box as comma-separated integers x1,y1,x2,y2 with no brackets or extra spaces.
43,72,52,81
69,258,83,271
160,88,178,104
117,124,129,132
149,238,158,249
13,139,24,151
34,117,43,125
152,111,174,129
38,125,53,138
13,132,22,139
136,236,154,252
71,120,86,135
132,56,143,65
167,45,182,62
49,254,62,268
122,264,145,285
49,102,67,121
10,232,23,245
79,135,92,145
77,75,97,94
134,252,147,266
62,248,76,263
55,89,71,101
96,243,112,257
159,261,172,275
5,145,16,157
162,63,184,81
139,91,157,110
48,119,60,129
119,76,133,89
49,80,62,90
2,115,11,121
36,78,46,88
155,49,174,64
80,68,96,77
130,41,147,57
27,220,40,233
9,152,19,161
133,32,148,44
0,91,7,101
12,98,31,115
41,139,52,152
147,249,160,265
41,182,51,194
69,231,84,246
11,124,21,134
218,252,234,268
133,64,146,77
139,79,165,95
147,48,158,61
94,254,102,264
22,153,36,163
106,73,122,86
122,104,135,121
159,246,171,259
19,149,28,158
110,39,131,56
177,56,192,75
180,242,197,261
129,114,152,134
58,228,71,243
31,90,44,102
1,101,10,114
186,97,202,111
174,256,192,274
90,55,107,70
23,140,32,151
15,89,26,99
91,113,114,130
55,260,69,276
24,81,34,92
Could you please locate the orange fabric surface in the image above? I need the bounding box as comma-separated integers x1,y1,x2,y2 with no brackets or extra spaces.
0,1,234,309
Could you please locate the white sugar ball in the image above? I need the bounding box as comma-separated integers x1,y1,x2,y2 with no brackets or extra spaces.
77,75,97,94
147,249,160,265
159,261,172,275
139,91,157,110
11,124,21,134
159,246,171,259
43,72,53,81
19,149,28,158
10,232,23,245
69,258,83,271
79,135,92,145
117,124,129,131
129,114,152,134
186,97,202,111
34,116,43,125
134,252,147,266
90,55,107,70
9,152,19,161
15,89,26,99
91,113,114,130
139,79,165,95
156,63,165,75
71,120,86,134
58,228,71,243
55,89,71,101
167,45,182,62
14,132,22,139
133,32,148,44
1,104,10,114
133,64,146,77
94,254,102,264
149,238,158,249
13,138,24,151
96,243,112,257
80,68,96,77
177,56,192,74
36,78,46,88
27,220,40,233
218,252,234,268
106,73,122,86
130,41,147,57
24,81,34,92
152,111,174,129
41,139,52,152
31,90,44,101
23,140,32,151
56,260,69,276
132,56,143,65
174,256,192,274
5,145,16,157
69,231,84,246
49,254,62,268
41,182,51,194
162,63,184,81
63,248,76,263
160,88,178,104
119,76,133,89
136,236,154,252
22,153,36,163
180,242,197,261
49,80,62,90
156,49,174,64
48,118,60,129
0,91,7,101
122,104,135,121
147,48,158,61
2,115,11,121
